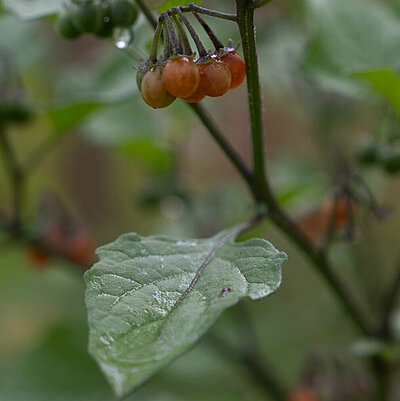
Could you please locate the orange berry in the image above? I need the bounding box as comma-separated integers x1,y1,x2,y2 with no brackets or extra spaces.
202,59,231,97
220,51,246,89
141,66,176,109
162,56,200,98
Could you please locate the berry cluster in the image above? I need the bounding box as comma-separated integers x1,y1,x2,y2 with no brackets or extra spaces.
137,8,246,109
55,0,138,40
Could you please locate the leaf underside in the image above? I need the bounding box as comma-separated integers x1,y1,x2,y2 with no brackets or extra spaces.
85,228,286,397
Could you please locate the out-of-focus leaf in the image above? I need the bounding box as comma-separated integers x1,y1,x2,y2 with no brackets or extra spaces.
2,0,64,20
158,0,202,13
85,227,286,396
353,69,400,117
118,140,173,172
47,102,103,132
302,0,400,96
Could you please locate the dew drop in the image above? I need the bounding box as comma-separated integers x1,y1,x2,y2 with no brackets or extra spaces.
114,28,133,50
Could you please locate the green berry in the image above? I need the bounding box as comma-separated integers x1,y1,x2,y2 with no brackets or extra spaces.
94,3,114,38
70,0,101,33
56,10,82,39
382,151,400,174
356,140,380,166
0,100,33,124
110,0,138,28
136,69,145,92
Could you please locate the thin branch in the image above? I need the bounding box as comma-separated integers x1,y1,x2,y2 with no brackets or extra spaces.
0,126,24,234
134,0,157,27
235,0,375,337
206,332,286,401
193,12,224,51
379,256,400,338
188,103,253,187
182,3,237,22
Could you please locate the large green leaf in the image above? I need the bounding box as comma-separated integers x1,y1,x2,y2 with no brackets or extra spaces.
353,69,400,118
85,226,286,396
2,0,64,19
158,0,202,13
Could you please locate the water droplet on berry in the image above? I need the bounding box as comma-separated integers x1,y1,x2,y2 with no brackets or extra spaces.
114,28,132,49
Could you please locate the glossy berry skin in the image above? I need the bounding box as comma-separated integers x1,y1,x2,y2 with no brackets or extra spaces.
110,0,138,28
141,67,176,109
94,4,114,38
220,51,246,89
202,59,232,97
57,10,82,39
162,57,200,99
184,64,208,103
70,1,101,33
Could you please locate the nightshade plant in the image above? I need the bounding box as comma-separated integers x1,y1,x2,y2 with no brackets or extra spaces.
1,0,400,400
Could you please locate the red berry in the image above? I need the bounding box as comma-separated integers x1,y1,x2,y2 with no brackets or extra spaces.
184,63,208,103
220,51,246,89
141,66,176,109
202,59,231,97
162,57,200,99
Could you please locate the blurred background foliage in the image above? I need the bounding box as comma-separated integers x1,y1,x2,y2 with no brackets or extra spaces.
0,0,400,400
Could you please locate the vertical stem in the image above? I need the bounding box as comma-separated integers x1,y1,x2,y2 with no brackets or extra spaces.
235,1,268,203
0,126,24,235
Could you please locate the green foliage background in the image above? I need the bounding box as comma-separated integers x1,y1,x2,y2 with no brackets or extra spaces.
1,0,400,400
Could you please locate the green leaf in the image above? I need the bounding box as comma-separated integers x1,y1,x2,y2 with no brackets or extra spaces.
2,0,64,20
353,69,400,117
47,102,103,132
158,0,202,13
118,140,173,172
302,0,400,96
85,226,286,396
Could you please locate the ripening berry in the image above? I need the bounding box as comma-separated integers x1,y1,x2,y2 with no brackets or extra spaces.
162,57,200,99
141,66,176,109
288,387,320,401
220,51,246,89
184,64,208,103
110,0,138,27
202,59,232,97
56,10,82,39
27,246,51,270
70,0,101,33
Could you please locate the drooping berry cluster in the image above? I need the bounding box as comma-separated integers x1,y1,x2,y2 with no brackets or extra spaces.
55,0,138,40
137,8,246,109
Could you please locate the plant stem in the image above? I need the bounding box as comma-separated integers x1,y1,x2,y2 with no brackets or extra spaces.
235,0,269,203
193,12,224,51
379,255,400,338
206,332,286,401
181,3,237,22
175,8,207,58
188,103,252,186
134,0,157,27
234,0,375,337
0,126,24,235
